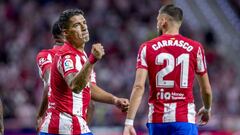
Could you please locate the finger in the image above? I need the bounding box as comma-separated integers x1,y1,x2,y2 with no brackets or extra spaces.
198,120,207,126
121,101,127,105
197,110,203,116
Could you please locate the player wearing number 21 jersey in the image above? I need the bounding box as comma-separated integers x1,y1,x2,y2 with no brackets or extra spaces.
123,4,212,135
137,34,205,123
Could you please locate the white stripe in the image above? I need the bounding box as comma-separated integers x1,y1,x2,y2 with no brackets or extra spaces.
197,47,205,72
148,103,154,123
75,55,82,71
76,116,91,134
141,46,148,67
40,112,52,133
162,103,176,122
59,112,73,134
72,92,83,116
187,103,196,124
90,71,96,83
80,55,92,86
57,57,64,77
204,55,207,69
47,54,52,62
82,55,87,62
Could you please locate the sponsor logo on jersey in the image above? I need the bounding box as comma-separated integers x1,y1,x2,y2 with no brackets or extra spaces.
39,57,51,66
64,58,74,72
157,89,186,100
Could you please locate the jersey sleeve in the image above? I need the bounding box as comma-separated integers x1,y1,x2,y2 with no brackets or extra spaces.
136,44,148,70
57,53,79,78
36,51,52,78
195,44,207,76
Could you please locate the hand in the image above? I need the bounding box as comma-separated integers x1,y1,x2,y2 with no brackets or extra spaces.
36,117,42,132
91,43,105,60
123,125,136,135
197,106,211,126
113,97,129,112
0,128,3,135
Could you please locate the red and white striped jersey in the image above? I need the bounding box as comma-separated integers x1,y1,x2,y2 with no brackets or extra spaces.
136,34,207,124
40,42,96,134
36,46,62,108
36,45,62,81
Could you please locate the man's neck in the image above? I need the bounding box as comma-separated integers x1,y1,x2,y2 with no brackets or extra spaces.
69,40,85,52
163,24,180,35
163,29,179,35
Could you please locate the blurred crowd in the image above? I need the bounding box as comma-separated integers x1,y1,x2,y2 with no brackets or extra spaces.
0,0,239,133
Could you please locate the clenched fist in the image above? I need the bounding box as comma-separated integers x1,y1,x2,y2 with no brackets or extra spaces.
91,43,105,60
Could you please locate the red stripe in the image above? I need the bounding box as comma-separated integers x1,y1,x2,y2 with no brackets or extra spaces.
72,116,81,134
48,110,60,134
175,102,188,122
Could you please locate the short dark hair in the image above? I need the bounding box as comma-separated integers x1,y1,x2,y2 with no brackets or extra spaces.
58,9,84,29
159,4,183,22
51,21,62,39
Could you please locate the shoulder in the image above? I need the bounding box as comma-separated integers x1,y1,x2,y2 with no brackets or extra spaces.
180,35,203,47
138,37,161,53
36,49,53,64
36,49,51,58
57,45,75,58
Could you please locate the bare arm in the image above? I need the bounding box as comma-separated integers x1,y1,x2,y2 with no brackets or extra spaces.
196,73,212,125
66,61,94,93
126,69,148,120
197,73,212,110
65,43,105,94
86,100,95,124
90,84,129,112
0,99,4,135
37,82,49,118
37,69,50,119
90,84,117,104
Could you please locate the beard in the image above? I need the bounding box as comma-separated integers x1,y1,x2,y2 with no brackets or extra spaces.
82,34,89,42
158,28,163,36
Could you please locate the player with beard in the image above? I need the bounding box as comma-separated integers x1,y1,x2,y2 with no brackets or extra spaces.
39,9,129,135
123,4,212,135
36,21,64,131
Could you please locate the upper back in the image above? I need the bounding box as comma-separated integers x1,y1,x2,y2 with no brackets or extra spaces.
137,34,207,102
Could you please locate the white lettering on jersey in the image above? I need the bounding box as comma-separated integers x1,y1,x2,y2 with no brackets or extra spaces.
156,89,186,100
152,40,193,52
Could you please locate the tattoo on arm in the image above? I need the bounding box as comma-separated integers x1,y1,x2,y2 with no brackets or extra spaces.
65,61,93,93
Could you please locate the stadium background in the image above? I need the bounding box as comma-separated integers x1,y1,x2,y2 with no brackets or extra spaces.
0,0,239,134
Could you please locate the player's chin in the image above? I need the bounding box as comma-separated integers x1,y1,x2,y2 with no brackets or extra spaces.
83,35,89,42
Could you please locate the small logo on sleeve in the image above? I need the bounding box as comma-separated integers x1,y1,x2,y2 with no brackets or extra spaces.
64,59,74,72
39,57,51,66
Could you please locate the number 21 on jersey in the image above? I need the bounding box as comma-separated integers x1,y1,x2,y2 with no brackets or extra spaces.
155,53,189,88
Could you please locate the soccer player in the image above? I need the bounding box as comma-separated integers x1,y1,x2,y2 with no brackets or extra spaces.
36,21,64,131
0,98,3,135
39,9,128,135
123,4,212,135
